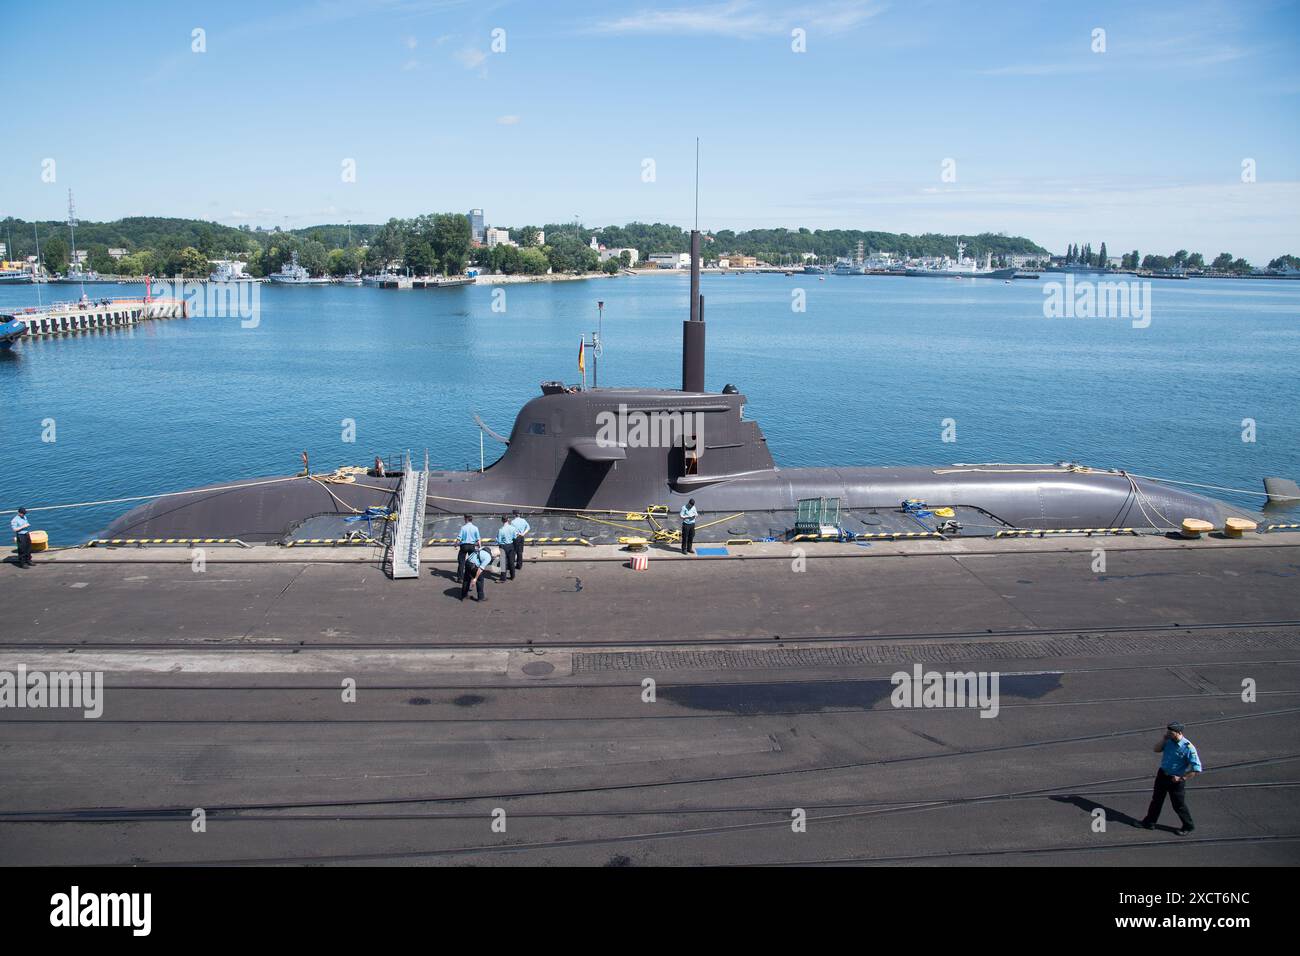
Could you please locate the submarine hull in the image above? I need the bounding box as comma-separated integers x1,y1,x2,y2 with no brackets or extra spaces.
101,458,1249,543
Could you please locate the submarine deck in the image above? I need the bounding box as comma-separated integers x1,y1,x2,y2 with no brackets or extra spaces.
2,535,1298,866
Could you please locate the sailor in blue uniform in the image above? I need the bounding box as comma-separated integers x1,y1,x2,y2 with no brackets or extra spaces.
680,498,697,554
509,510,530,574
455,515,480,583
11,508,33,568
1141,721,1203,835
496,516,519,581
460,543,494,602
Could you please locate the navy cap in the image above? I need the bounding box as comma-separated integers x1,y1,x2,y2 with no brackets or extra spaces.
1167,721,1185,733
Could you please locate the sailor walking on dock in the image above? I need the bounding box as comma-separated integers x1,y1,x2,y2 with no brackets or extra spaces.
1141,721,1202,835
10,507,33,568
680,498,698,554
455,515,480,583
509,510,530,575
496,516,518,581
460,544,493,603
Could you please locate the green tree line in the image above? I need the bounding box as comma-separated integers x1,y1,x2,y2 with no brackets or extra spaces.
5,215,1290,279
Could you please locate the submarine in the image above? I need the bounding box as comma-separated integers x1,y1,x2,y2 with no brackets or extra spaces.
102,231,1268,543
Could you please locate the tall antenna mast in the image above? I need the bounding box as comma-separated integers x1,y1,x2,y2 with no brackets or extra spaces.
694,137,699,232
682,138,705,393
67,189,84,295
32,222,43,307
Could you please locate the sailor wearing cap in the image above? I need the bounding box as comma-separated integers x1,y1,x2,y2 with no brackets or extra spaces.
680,499,697,554
496,516,519,581
1141,721,1202,835
509,511,530,575
455,515,480,583
11,508,33,569
460,543,494,603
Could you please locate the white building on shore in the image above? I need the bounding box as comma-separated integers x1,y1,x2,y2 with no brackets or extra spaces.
599,247,639,266
647,252,691,269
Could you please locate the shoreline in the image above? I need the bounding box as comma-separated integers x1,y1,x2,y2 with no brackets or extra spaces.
9,269,1296,289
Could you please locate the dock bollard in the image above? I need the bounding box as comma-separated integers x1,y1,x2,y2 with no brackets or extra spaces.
1224,517,1257,538
1180,518,1214,539
631,554,649,571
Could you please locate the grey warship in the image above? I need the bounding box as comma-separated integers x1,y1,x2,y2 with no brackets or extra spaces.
102,232,1262,543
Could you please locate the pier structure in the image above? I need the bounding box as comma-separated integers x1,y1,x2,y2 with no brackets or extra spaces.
377,275,475,289
1,297,187,339
3,532,1299,867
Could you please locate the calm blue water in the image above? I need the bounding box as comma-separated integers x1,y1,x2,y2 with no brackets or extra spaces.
2,274,1298,543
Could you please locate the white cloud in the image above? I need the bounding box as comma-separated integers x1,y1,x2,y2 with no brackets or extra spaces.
978,62,1104,77
589,0,885,39
982,23,1256,78
455,47,487,69
496,115,521,125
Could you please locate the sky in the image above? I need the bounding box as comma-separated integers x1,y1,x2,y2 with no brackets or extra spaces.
1,0,1298,261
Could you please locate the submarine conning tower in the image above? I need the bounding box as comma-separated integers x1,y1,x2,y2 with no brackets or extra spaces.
469,226,775,510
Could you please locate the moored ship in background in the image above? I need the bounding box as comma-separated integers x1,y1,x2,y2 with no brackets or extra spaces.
266,251,331,285
906,240,1016,279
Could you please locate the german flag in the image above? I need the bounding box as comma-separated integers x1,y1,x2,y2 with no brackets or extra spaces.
578,336,585,372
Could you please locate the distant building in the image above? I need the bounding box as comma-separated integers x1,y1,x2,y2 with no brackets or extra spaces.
599,247,639,266
72,250,89,265
727,254,758,269
468,208,485,245
108,248,128,260
717,258,730,269
0,242,6,259
648,253,691,269
534,230,545,246
485,227,515,248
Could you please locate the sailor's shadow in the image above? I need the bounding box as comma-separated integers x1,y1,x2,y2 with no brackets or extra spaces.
1049,794,1146,828
427,566,468,597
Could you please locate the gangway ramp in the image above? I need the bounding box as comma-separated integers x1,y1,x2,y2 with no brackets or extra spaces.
390,452,428,579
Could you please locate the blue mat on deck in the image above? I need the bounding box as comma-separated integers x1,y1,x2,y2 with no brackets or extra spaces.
695,547,730,556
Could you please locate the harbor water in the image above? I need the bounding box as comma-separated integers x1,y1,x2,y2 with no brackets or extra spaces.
1,274,1298,544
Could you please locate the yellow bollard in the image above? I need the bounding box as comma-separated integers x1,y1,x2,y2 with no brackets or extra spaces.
1224,517,1257,538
